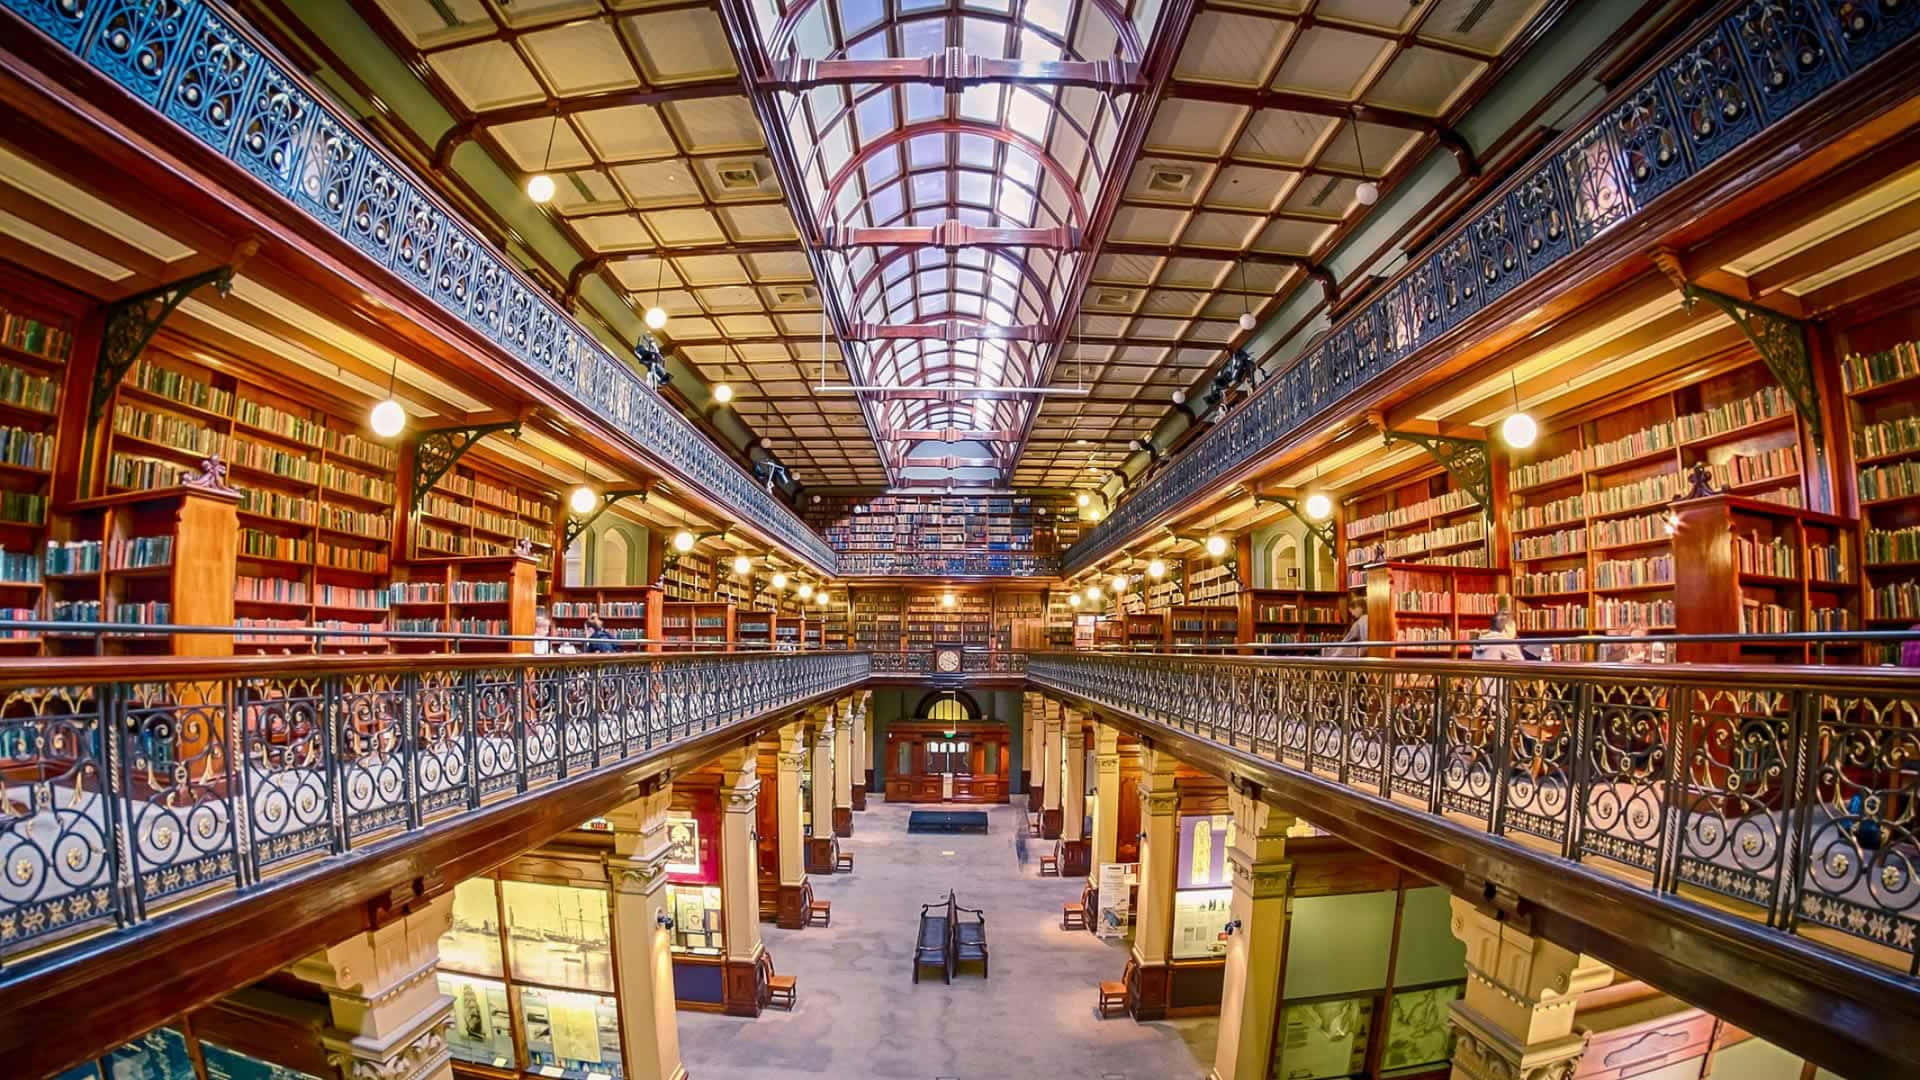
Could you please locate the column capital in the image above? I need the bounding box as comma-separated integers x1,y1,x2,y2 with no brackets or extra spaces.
1447,1001,1588,1080
1449,897,1611,1007
1227,851,1292,900
777,748,808,770
607,848,671,897
1095,751,1121,778
1143,790,1180,816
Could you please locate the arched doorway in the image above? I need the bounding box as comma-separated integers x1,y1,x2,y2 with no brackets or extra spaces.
885,691,1010,803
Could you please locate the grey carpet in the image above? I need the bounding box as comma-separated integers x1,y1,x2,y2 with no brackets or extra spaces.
679,800,1216,1079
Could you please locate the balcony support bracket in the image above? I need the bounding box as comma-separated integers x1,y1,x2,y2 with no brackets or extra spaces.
564,489,652,548
410,420,523,511
1380,430,1490,513
1251,492,1336,553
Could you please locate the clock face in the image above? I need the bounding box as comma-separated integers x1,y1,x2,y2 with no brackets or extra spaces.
936,649,961,673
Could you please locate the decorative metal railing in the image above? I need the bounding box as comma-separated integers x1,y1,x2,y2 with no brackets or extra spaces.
1027,651,1920,975
1061,1,1920,573
0,648,867,965
832,551,1062,577
0,0,837,574
868,650,1029,675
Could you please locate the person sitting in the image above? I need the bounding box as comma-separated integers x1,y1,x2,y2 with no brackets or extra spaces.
1472,611,1525,662
532,611,554,655
1601,622,1650,664
1330,597,1369,658
583,612,618,653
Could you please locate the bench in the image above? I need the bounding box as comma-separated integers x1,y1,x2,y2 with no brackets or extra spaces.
808,897,832,927
912,893,954,984
952,899,988,980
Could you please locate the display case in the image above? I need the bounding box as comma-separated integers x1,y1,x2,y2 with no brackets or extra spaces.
1171,813,1233,961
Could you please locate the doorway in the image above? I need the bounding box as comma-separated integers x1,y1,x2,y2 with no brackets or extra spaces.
884,691,1010,803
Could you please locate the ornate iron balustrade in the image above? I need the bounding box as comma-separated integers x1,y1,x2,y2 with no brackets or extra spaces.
1062,0,1920,574
867,650,1029,675
833,551,1062,577
1027,651,1920,976
0,0,837,575
0,648,867,966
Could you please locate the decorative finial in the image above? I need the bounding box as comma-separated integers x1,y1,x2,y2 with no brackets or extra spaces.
1682,460,1718,500
183,454,238,494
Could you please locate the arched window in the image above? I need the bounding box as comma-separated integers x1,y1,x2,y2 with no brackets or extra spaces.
596,529,630,587
1272,533,1299,586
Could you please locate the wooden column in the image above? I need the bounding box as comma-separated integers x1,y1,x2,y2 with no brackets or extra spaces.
1040,697,1064,840
1023,690,1044,809
774,721,810,929
289,894,457,1080
1209,782,1295,1080
1128,746,1180,1020
852,690,871,810
718,749,766,1017
1446,896,1612,1080
604,787,688,1080
806,706,839,875
1059,710,1090,876
1090,722,1121,881
832,701,854,838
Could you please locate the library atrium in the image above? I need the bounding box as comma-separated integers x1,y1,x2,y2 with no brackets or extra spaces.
2,0,1919,1078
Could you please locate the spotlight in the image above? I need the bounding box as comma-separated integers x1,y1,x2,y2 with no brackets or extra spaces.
712,382,734,404
1501,411,1539,449
1077,492,1091,508
369,398,406,439
1238,312,1257,332
673,529,695,553
733,555,752,576
526,173,556,203
798,583,814,600
772,572,788,590
644,305,669,331
569,485,598,515
942,592,956,608
1205,534,1229,558
1303,492,1333,521
1147,559,1166,580
1355,181,1380,206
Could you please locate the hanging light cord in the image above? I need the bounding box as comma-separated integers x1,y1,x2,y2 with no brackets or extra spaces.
540,111,559,177
1351,112,1366,183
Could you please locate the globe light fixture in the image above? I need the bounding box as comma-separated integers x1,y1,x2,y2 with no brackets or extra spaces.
526,172,556,204
1068,593,1082,608
1501,411,1539,449
1077,492,1091,508
1204,534,1229,558
771,572,788,590
1355,181,1380,206
942,592,956,608
673,529,695,553
644,305,669,331
369,398,406,439
816,591,829,607
1147,559,1166,580
569,485,598,515
1238,312,1257,332
1303,492,1333,521
798,583,814,600
712,382,734,404
733,555,752,576
1085,585,1102,602
1171,388,1185,405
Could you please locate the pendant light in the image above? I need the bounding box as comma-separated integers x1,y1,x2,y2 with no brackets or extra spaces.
1237,260,1257,332
1500,370,1538,449
527,112,559,204
644,256,669,331
1204,534,1228,558
732,554,752,576
1303,491,1333,521
369,355,406,438
1351,115,1379,207
771,572,788,590
712,383,734,404
1068,592,1082,608
1147,558,1167,580
673,528,696,553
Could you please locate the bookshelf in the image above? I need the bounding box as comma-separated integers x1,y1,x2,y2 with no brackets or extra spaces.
0,288,76,652
1362,562,1508,657
661,601,733,651
1121,612,1167,649
994,590,1045,653
1503,359,1811,641
1671,492,1858,664
821,597,849,649
851,587,904,652
1168,605,1238,650
736,608,777,650
1344,473,1488,591
662,550,713,602
389,554,539,653
412,463,555,575
1045,589,1078,648
803,492,1079,574
1184,561,1240,606
551,584,662,648
1243,588,1346,648
1835,328,1920,663
46,487,239,657
905,589,990,650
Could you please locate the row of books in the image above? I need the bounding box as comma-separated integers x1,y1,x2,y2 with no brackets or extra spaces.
1588,420,1675,469
319,505,391,538
1514,527,1586,561
108,453,185,490
230,439,317,484
1251,602,1341,623
1591,470,1684,516
1709,445,1800,490
326,430,397,470
1858,415,1920,461
1809,607,1854,632
472,478,552,522
238,489,315,524
1740,602,1798,634
236,617,309,644
552,601,647,619
0,491,45,525
1674,386,1790,443
1378,520,1485,561
1733,535,1796,578
1518,604,1588,629
1511,493,1586,532
237,576,308,604
1865,525,1920,566
1,308,72,362
1516,567,1585,595
316,585,388,610
236,399,325,447
1591,511,1671,550
1509,448,1583,491
0,363,57,413
131,361,232,415
1838,342,1920,393
0,546,40,583
1859,459,1920,503
1596,555,1672,589
114,404,222,455
1594,597,1674,629
1343,487,1476,539
1868,579,1920,621
450,580,510,602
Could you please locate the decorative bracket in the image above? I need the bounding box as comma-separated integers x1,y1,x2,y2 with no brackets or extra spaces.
410,420,523,510
1382,429,1491,512
1251,492,1337,553
563,488,651,548
88,265,237,429
1653,246,1820,441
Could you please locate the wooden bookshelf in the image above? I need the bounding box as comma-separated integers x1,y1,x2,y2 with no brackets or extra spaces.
1671,492,1858,664
661,601,733,651
1242,588,1346,647
1122,612,1167,649
551,585,663,649
46,487,239,657
0,285,76,652
412,462,555,573
1168,605,1238,650
994,589,1045,653
1362,562,1508,657
851,587,904,652
1503,358,1812,641
662,550,713,602
389,554,538,653
804,492,1079,574
904,588,991,650
736,608,777,650
1344,473,1487,592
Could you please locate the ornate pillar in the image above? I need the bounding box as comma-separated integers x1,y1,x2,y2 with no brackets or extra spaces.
852,690,871,810
1040,698,1064,840
1210,780,1295,1080
1127,745,1180,1020
603,787,688,1080
1446,895,1613,1080
774,721,810,929
290,894,456,1080
1024,691,1044,810
806,705,839,874
718,748,766,1016
1059,710,1090,876
1090,722,1121,878
832,700,854,838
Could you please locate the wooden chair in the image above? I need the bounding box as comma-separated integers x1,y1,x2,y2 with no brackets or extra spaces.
762,951,797,1010
1027,811,1042,835
836,851,854,874
807,898,832,927
1038,849,1059,876
1097,958,1135,1019
1061,902,1087,931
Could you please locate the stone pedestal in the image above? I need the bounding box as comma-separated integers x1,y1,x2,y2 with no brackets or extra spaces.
291,894,457,1080
1209,782,1295,1080
1446,895,1612,1080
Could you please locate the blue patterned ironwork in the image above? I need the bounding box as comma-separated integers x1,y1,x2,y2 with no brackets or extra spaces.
0,649,866,965
1026,652,1920,975
1056,0,1916,575
0,0,838,575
